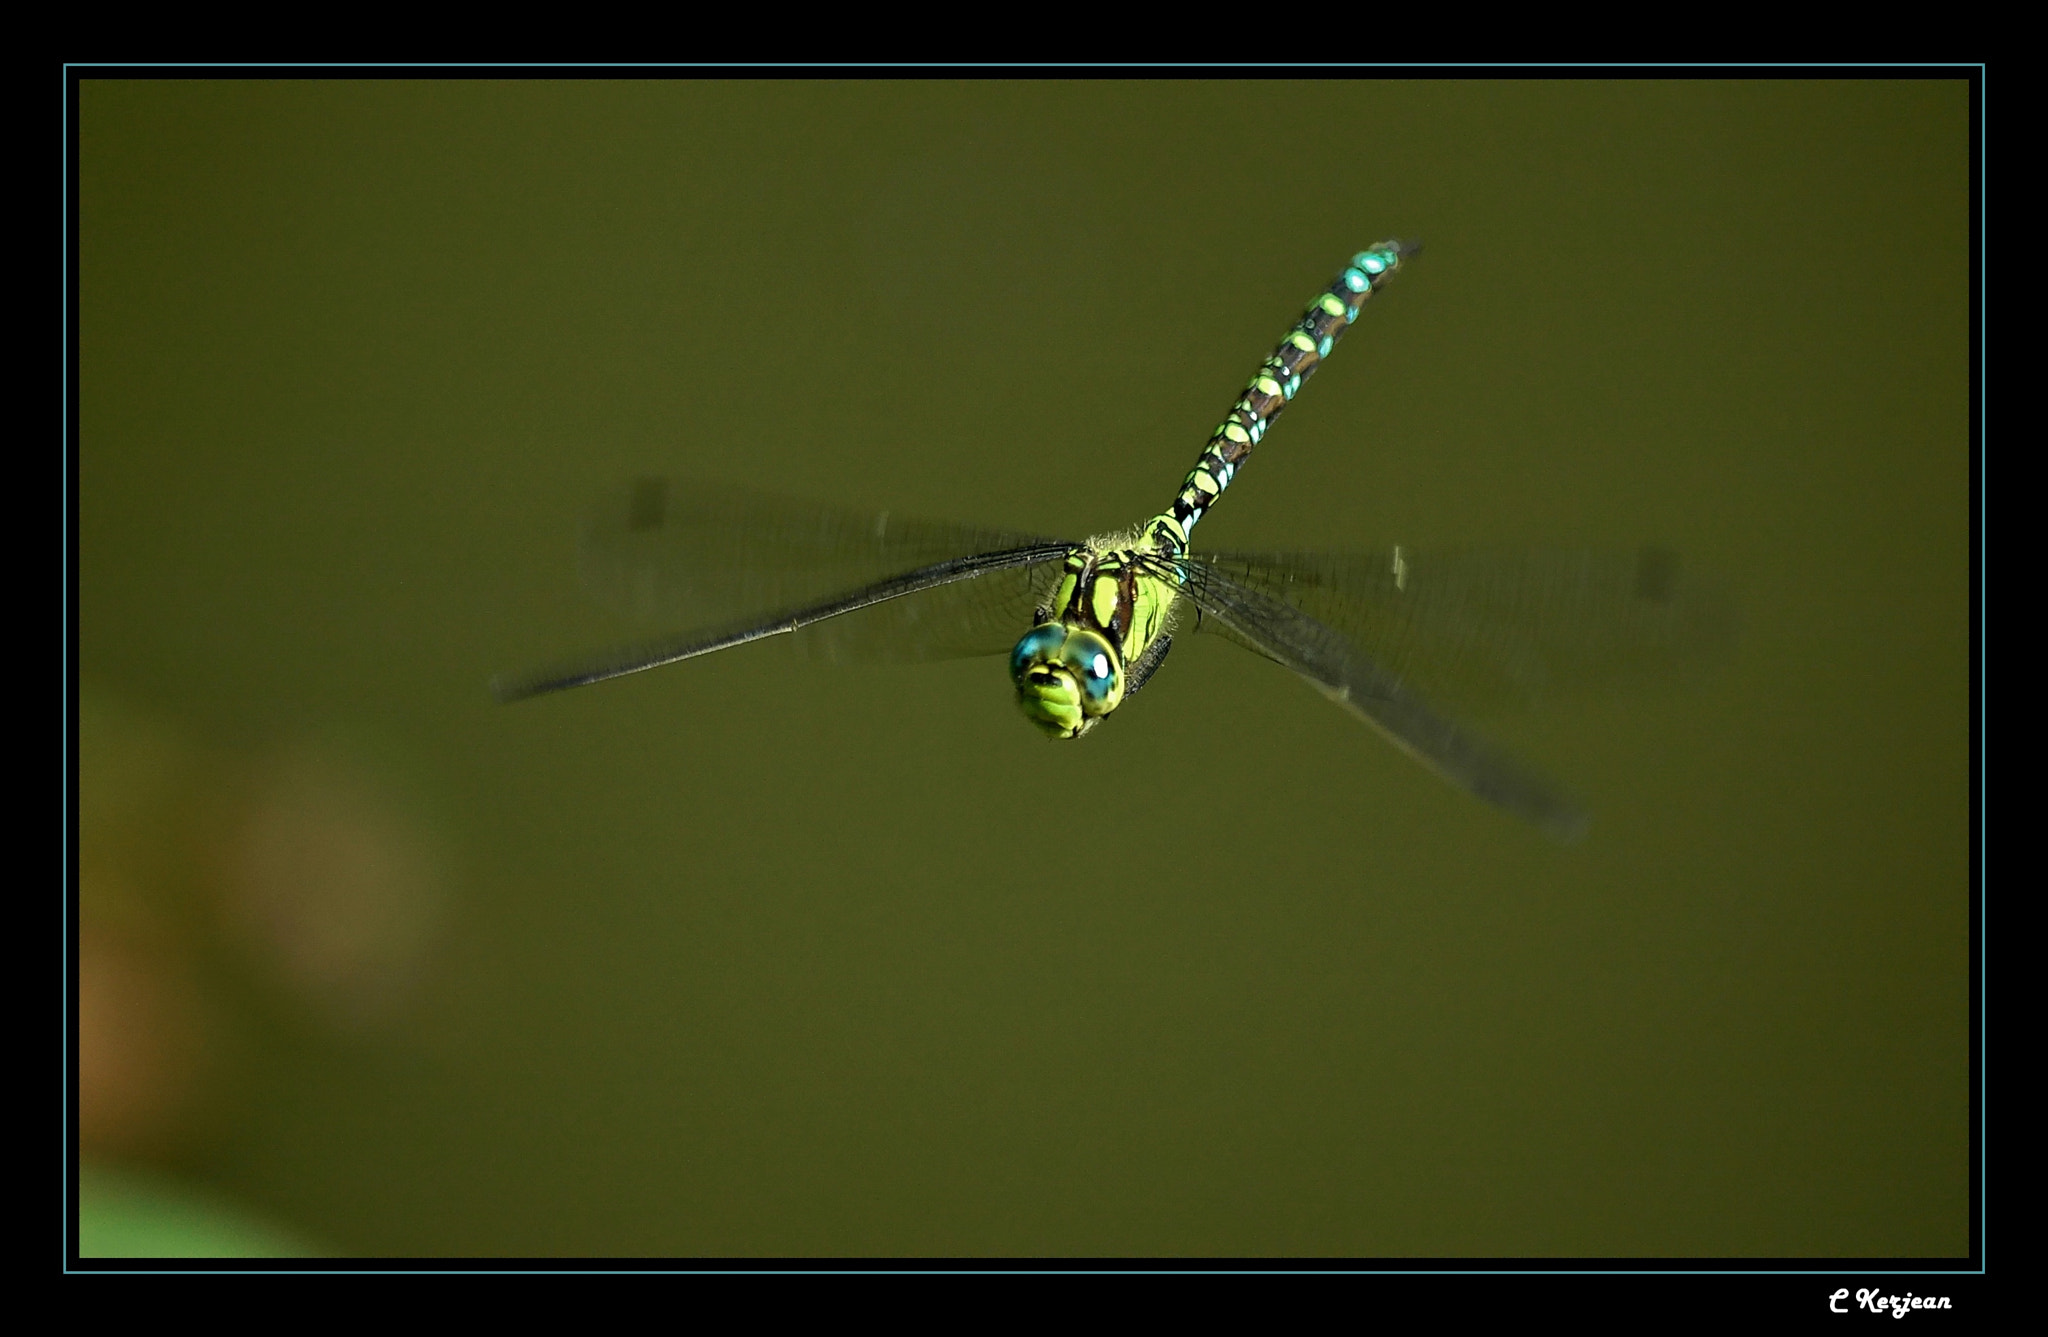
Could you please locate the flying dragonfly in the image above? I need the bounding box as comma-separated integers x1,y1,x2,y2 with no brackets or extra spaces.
495,244,1729,841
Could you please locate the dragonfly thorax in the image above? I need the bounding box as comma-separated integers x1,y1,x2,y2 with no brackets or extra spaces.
1011,544,1177,739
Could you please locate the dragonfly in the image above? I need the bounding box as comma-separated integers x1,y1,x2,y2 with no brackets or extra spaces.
495,243,1728,841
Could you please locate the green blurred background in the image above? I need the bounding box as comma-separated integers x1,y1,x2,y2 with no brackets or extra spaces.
76,79,1969,1257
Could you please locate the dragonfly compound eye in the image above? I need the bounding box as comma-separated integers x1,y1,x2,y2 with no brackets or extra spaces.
1064,631,1121,709
1011,624,1124,738
1010,623,1067,679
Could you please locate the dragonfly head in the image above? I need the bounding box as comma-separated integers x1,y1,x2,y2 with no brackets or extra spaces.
1010,622,1124,738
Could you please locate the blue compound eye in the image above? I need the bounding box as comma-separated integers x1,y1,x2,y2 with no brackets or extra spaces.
1078,655,1117,705
1063,632,1120,707
1010,623,1066,677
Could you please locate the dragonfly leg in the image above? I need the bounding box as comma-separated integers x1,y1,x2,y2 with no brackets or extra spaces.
1123,633,1174,698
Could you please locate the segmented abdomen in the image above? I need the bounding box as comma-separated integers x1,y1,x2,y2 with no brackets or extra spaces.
1149,242,1412,557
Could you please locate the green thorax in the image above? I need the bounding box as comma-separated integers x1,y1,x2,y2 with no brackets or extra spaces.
1011,534,1182,738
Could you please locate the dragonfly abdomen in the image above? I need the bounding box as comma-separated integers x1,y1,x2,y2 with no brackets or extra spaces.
1148,242,1413,558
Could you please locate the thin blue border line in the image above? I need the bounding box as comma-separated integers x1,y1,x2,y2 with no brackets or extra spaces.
58,62,1989,70
63,61,75,1273
75,1261,1982,1269
1975,61,1987,1274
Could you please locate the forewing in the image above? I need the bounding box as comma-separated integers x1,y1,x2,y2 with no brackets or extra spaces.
1155,554,1590,841
496,541,1074,702
580,477,1073,662
1192,546,1737,713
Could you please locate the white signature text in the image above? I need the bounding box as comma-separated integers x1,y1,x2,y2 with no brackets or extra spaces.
1830,1287,1954,1316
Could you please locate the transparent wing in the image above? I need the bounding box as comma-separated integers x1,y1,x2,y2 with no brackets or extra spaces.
1190,546,1737,715
577,477,1076,664
494,478,1075,701
1149,553,1593,842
